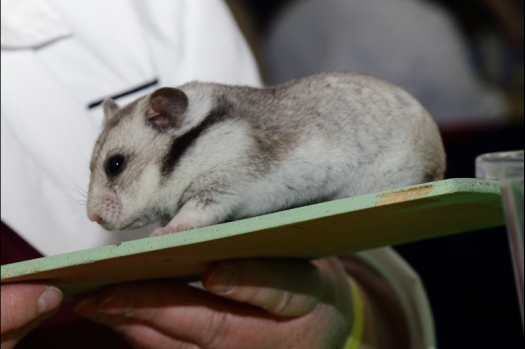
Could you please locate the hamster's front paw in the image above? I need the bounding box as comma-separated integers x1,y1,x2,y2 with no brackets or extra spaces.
150,224,189,236
151,203,220,237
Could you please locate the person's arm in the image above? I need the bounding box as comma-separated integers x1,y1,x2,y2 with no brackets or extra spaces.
74,258,354,349
73,256,413,349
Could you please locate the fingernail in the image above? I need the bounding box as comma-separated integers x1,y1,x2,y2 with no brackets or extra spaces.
98,295,133,316
37,286,63,314
205,268,237,293
74,298,97,317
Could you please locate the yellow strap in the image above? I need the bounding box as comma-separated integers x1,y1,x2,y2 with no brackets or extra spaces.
343,281,365,349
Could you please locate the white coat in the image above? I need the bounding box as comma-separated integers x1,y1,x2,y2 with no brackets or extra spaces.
1,1,435,347
1,0,262,255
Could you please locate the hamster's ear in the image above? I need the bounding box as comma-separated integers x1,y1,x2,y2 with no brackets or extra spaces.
102,98,121,123
148,88,189,132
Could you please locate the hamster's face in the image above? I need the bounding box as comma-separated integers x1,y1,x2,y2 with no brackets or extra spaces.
86,98,172,230
86,87,206,230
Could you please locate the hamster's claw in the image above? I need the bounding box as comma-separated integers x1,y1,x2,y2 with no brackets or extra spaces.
150,227,174,236
150,224,188,236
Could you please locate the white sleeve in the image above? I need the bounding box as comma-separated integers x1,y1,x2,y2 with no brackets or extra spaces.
357,247,436,349
132,0,262,87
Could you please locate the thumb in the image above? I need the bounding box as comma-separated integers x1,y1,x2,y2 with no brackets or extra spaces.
202,259,329,317
1,284,63,348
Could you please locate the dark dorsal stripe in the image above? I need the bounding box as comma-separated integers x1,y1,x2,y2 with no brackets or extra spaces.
161,103,230,177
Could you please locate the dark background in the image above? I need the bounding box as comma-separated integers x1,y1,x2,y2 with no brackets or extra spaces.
398,124,524,349
227,0,524,348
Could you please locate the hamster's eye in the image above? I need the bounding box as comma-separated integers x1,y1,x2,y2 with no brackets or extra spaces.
105,155,126,178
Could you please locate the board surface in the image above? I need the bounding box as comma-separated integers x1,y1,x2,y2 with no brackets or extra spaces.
1,179,505,295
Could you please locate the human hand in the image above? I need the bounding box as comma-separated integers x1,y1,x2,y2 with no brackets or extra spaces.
74,258,354,349
1,283,63,349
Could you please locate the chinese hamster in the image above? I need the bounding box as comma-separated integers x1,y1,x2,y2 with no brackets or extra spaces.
86,72,445,236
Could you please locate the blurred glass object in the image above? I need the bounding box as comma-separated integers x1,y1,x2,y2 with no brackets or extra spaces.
476,150,524,327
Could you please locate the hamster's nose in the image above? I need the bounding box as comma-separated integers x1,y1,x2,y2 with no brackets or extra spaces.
88,212,105,225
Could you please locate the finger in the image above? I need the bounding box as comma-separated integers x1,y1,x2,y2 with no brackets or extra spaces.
74,282,239,347
105,319,199,349
1,284,63,333
202,259,331,317
1,284,62,349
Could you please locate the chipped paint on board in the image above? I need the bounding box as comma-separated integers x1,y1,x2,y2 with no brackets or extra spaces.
375,184,434,207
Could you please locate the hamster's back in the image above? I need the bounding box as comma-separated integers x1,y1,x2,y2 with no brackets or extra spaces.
253,72,445,195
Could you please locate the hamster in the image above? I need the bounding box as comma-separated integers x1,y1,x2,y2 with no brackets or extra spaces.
86,72,445,236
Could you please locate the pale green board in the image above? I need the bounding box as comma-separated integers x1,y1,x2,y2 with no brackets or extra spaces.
1,179,505,295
